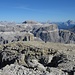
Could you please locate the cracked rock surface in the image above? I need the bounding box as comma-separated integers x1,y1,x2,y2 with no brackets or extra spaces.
0,41,75,75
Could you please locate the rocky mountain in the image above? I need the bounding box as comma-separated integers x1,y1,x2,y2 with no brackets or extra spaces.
0,20,42,32
0,21,16,26
32,24,60,43
0,20,75,44
0,24,28,32
69,25,75,33
32,24,75,43
0,32,34,44
22,20,39,24
0,20,75,75
59,30,75,43
0,41,75,75
56,20,75,29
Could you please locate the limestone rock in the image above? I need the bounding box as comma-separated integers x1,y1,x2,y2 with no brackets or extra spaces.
32,24,60,43
32,24,75,43
0,32,34,44
0,64,67,75
0,41,75,75
0,64,50,75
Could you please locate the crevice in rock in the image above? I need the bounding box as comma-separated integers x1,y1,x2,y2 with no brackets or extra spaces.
46,56,63,67
0,58,16,69
0,52,17,69
68,71,74,75
39,54,65,68
63,70,74,75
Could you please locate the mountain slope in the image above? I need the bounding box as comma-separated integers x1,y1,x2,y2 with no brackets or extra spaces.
56,20,75,29
32,24,75,43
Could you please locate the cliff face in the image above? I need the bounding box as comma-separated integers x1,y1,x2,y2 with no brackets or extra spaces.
0,32,34,44
32,24,75,43
32,24,60,43
59,30,75,43
0,22,75,44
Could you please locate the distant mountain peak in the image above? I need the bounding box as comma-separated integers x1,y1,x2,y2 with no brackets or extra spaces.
22,20,39,24
66,20,75,25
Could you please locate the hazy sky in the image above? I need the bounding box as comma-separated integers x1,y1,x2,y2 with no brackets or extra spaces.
0,0,75,22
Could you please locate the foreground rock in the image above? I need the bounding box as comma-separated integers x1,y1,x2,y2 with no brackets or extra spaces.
0,64,66,75
0,41,75,75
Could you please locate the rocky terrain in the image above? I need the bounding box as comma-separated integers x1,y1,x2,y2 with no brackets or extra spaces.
32,24,75,43
0,32,34,44
0,20,75,75
0,41,75,75
0,20,75,44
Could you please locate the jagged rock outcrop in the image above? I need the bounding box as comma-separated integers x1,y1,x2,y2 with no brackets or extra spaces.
32,24,60,43
1,21,75,44
0,64,67,75
59,30,75,43
1,20,75,44
0,25,27,32
0,50,18,68
0,41,75,75
0,32,34,44
32,24,75,43
0,20,43,32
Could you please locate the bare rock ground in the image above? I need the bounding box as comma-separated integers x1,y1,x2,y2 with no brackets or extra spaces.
0,41,75,75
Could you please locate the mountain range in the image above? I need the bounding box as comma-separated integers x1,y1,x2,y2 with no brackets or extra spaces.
0,20,75,44
54,20,75,29
0,20,75,75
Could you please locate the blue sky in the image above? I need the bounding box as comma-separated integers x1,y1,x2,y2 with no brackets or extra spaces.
0,0,75,22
